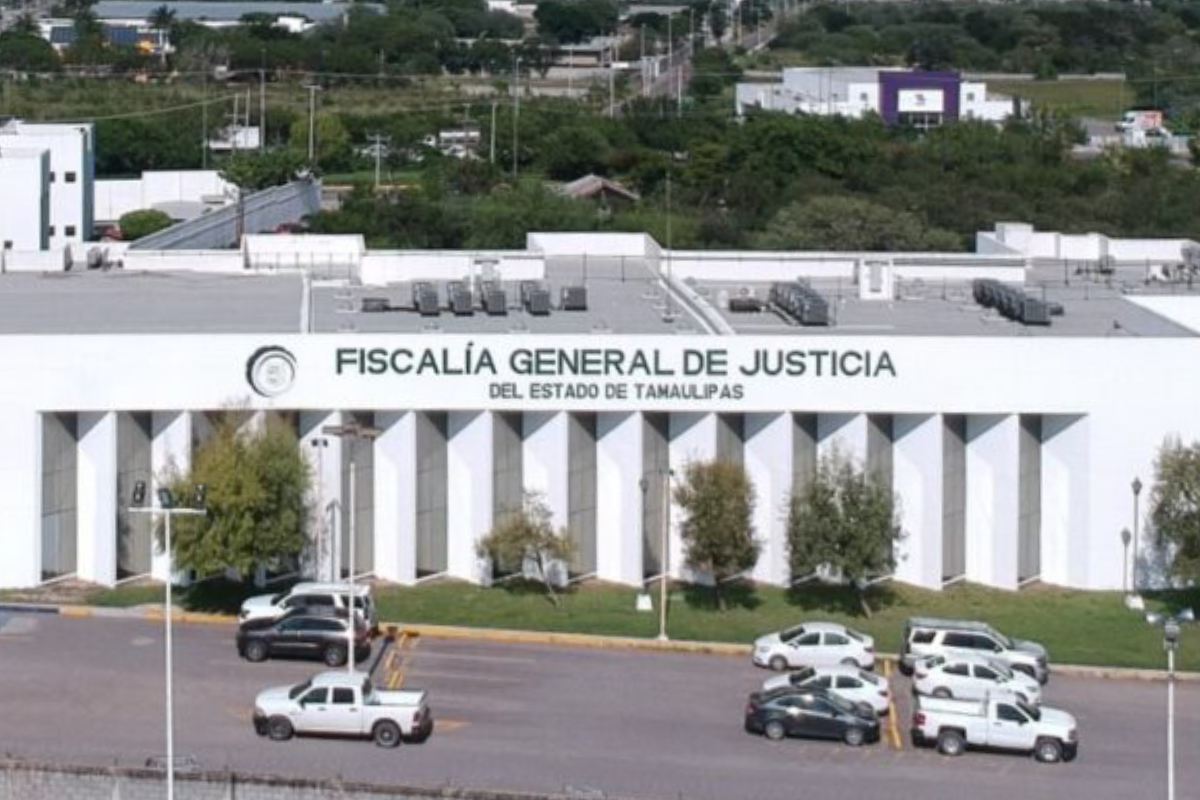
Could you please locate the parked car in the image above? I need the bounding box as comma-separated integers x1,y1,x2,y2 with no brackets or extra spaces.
912,654,1042,705
752,622,875,671
744,687,881,747
237,610,371,667
899,617,1049,684
911,695,1077,763
253,670,432,748
762,666,891,716
239,582,378,631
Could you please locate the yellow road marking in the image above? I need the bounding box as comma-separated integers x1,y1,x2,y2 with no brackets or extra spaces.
434,719,470,732
884,660,903,750
387,631,419,690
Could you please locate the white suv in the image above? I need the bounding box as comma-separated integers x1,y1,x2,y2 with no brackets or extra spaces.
900,617,1049,684
239,583,377,631
912,654,1042,706
752,622,875,671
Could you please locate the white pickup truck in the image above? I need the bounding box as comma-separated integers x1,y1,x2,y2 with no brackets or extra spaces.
911,695,1078,763
253,671,432,748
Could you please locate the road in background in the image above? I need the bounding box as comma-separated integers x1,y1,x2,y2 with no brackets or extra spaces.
0,613,1196,800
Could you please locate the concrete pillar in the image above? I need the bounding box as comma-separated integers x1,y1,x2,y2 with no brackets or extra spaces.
374,411,417,585
300,411,344,582
892,414,943,590
818,413,869,466
151,411,192,582
669,412,718,581
77,411,118,586
447,411,493,583
0,410,42,588
744,413,792,586
966,414,1020,590
595,412,643,586
524,412,569,529
1040,415,1090,588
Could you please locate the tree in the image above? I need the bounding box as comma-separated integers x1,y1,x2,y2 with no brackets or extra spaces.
147,4,176,65
220,149,306,191
118,209,173,240
288,114,352,172
755,196,962,252
787,451,901,617
164,413,311,578
0,32,61,73
1149,438,1200,587
475,492,573,607
539,124,611,179
708,2,728,43
672,459,759,610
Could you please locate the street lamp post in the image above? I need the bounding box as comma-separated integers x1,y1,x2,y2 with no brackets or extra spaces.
1145,608,1195,800
128,481,207,800
322,419,382,674
1121,527,1132,595
1132,477,1144,593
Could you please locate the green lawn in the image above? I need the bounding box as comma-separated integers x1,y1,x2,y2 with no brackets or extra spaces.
990,79,1129,122
71,579,1200,671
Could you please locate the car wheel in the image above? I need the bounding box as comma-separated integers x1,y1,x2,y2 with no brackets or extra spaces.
244,640,268,663
840,658,859,667
768,656,789,672
937,729,966,757
764,720,787,741
843,726,866,747
1035,738,1063,764
267,716,293,742
898,661,914,677
932,687,953,699
373,720,402,749
324,645,347,667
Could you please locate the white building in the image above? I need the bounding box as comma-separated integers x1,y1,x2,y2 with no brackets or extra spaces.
0,225,1197,592
736,68,1017,127
0,148,50,252
94,170,236,228
0,121,95,252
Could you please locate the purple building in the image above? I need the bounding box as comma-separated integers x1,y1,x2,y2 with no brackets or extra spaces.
879,71,963,128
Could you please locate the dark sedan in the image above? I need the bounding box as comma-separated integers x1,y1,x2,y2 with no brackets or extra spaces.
236,611,371,667
744,687,881,747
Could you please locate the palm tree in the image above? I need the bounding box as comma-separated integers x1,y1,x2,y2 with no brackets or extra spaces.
147,4,176,68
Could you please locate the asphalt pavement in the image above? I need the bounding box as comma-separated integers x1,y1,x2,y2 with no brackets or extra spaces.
0,612,1196,800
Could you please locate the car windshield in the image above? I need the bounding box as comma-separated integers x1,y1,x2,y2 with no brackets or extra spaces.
288,680,312,700
780,625,805,642
270,593,284,604
987,659,1014,680
844,628,865,642
859,670,881,685
1018,700,1041,721
990,629,1013,649
790,668,816,684
823,692,858,715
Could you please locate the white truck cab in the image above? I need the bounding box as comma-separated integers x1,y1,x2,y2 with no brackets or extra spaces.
911,695,1077,763
253,671,432,748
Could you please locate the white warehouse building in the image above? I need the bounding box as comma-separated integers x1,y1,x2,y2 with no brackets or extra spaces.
0,224,1197,593
0,121,95,253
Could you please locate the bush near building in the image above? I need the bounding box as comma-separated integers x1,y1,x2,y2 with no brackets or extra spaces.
117,209,173,241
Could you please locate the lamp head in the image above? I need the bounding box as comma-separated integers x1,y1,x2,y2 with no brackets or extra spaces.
156,487,174,509
1121,527,1131,546
131,480,147,507
1179,608,1196,624
193,483,207,508
1132,477,1143,496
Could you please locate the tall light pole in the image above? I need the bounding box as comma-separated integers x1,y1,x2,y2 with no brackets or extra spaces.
322,419,381,674
128,482,207,800
512,55,522,178
310,437,330,579
303,83,322,166
1145,608,1195,800
1132,476,1144,593
259,47,266,150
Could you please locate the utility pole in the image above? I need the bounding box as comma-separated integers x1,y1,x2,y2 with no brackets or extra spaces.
512,56,521,178
567,43,573,99
640,25,647,97
368,133,388,190
259,47,266,150
608,45,616,119
489,101,498,163
304,84,321,165
201,70,208,170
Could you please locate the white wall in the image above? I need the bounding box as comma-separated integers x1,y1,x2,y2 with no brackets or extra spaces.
360,251,544,285
0,150,49,252
1,122,94,250
94,171,232,224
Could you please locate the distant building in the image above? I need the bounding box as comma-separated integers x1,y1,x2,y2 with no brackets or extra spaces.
736,68,1018,128
93,170,236,230
555,174,640,210
38,19,168,55
424,128,483,159
208,125,262,153
0,121,94,252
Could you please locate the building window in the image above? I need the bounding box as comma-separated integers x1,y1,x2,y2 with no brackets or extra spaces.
65,225,76,237
65,172,77,183
49,172,55,183
2,241,11,250
859,92,868,102
966,92,976,102
48,226,56,236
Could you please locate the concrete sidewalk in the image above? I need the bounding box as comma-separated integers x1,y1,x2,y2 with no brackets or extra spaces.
2,599,1196,682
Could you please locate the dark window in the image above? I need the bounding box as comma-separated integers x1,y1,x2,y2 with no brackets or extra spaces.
65,225,76,237
48,226,56,236
300,688,328,705
911,630,937,645
2,241,11,250
795,633,821,647
971,635,1001,652
65,172,77,183
997,704,1027,724
975,666,1000,681
943,663,970,677
825,633,849,646
49,172,55,183
332,688,355,705
811,676,832,688
311,619,345,632
942,632,973,649
808,699,835,715
836,676,862,689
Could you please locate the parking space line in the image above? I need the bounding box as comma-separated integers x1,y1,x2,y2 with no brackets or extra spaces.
387,631,420,690
884,660,903,750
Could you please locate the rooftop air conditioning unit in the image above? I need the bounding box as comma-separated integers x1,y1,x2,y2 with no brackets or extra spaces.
413,282,439,316
521,281,551,316
481,282,507,316
561,285,588,311
448,281,474,316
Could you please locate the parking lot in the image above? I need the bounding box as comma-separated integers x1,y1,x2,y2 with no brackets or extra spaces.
0,611,1197,800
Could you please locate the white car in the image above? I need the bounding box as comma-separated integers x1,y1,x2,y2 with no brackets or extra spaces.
752,622,875,671
913,654,1042,706
762,666,891,716
239,582,377,630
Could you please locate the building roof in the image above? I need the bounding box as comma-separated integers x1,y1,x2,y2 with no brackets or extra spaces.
91,1,370,22
556,174,640,203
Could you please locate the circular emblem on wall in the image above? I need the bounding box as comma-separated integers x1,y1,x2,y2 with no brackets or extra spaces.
246,345,297,398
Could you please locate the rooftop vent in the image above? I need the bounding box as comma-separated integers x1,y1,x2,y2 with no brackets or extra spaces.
447,281,474,316
769,281,831,327
561,285,588,311
521,281,551,316
972,279,1057,327
480,281,508,316
412,282,439,317
360,296,390,313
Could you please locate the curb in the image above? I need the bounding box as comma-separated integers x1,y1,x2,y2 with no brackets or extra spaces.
7,601,1198,681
